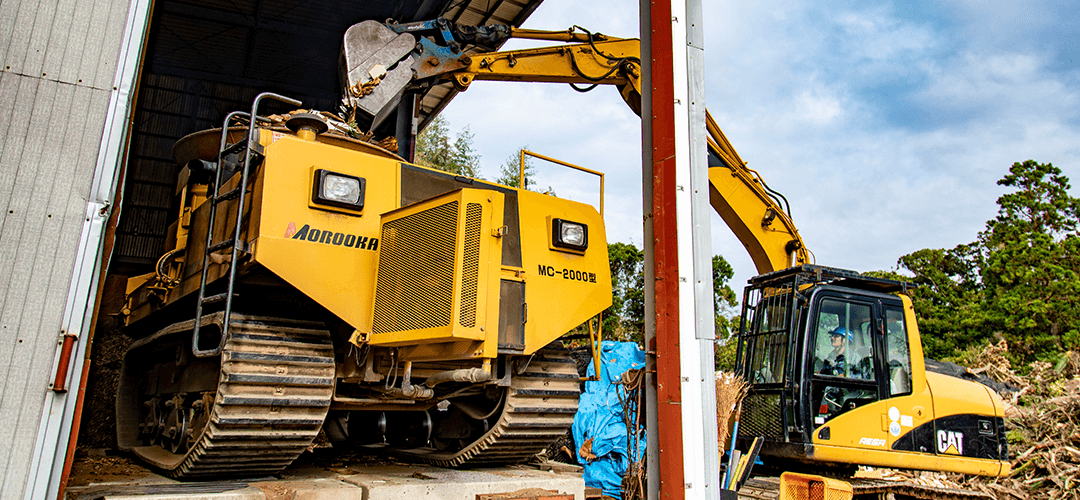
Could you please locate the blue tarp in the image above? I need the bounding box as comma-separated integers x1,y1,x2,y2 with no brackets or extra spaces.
572,341,646,498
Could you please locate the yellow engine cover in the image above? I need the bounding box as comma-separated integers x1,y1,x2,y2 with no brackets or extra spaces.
137,125,612,363
368,189,504,349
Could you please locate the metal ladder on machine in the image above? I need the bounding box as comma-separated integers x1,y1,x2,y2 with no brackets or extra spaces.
191,92,301,357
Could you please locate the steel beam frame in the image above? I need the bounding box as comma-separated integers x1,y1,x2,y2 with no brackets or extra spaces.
641,0,717,498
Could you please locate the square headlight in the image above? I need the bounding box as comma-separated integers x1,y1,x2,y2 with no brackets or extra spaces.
552,218,588,251
313,169,365,210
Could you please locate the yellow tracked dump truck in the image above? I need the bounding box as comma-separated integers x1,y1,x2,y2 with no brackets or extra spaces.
115,93,611,478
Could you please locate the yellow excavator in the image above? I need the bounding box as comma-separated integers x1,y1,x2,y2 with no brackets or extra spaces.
341,17,1009,479
116,16,1009,489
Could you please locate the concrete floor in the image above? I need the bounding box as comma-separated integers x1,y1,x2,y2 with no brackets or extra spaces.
65,454,586,500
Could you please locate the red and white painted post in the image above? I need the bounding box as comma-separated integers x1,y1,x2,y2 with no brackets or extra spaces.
641,0,718,498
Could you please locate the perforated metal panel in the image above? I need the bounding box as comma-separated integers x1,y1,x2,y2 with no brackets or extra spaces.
459,203,482,327
741,393,785,438
372,201,458,333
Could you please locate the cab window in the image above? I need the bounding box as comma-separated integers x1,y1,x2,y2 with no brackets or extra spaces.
811,298,878,425
744,290,795,385
884,305,912,396
813,299,875,382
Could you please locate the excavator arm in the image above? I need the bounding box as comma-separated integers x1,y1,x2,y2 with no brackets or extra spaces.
343,18,808,273
705,113,810,273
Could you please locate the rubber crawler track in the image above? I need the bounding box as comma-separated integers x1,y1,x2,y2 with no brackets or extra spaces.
737,476,995,500
391,344,581,467
120,314,334,479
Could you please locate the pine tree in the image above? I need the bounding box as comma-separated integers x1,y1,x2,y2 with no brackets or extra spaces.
496,147,537,189
414,115,481,178
892,160,1080,365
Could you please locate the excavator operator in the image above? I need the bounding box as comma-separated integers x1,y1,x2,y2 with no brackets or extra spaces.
815,326,878,422
817,327,851,376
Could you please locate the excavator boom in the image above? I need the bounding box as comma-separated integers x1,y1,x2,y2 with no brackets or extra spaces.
344,19,808,273
337,18,1009,493
705,112,810,273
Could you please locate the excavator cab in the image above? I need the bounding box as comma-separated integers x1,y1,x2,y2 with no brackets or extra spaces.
734,265,1010,477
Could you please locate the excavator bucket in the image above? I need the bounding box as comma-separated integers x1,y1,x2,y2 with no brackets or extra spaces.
340,20,416,130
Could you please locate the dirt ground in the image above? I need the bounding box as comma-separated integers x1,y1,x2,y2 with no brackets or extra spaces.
78,322,132,451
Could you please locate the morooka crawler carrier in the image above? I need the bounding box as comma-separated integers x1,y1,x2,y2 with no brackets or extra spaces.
115,93,611,478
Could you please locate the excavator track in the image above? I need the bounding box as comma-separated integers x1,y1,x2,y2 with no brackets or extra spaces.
392,344,580,467
736,475,994,500
118,314,334,479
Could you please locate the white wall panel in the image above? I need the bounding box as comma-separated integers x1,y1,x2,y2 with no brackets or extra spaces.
1,0,126,90
0,0,134,496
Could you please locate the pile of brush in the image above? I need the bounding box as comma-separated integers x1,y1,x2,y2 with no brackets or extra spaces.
954,342,1080,500
715,371,749,450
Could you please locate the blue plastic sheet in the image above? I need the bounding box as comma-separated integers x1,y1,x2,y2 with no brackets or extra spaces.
572,341,646,498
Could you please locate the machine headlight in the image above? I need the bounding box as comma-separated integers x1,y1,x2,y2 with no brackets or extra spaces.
313,169,365,210
552,218,588,250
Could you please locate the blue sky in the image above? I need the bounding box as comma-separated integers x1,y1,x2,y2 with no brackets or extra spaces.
440,0,1080,291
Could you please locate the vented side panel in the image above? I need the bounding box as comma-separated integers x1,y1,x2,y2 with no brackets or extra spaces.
497,280,525,350
741,393,785,438
372,201,459,333
459,203,482,327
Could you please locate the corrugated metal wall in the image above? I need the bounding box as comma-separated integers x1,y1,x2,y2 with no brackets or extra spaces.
0,0,131,495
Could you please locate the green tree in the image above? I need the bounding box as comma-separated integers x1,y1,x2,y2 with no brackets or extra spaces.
712,254,740,371
892,245,985,359
415,115,481,177
496,147,555,194
604,242,645,342
496,147,533,188
891,160,1080,365
599,241,740,368
977,160,1080,363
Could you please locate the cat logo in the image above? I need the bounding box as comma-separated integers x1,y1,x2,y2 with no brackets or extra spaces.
936,430,964,455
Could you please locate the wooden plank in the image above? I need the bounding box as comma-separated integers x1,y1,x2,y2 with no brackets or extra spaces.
476,490,574,500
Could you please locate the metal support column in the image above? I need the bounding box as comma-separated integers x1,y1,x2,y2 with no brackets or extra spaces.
395,93,419,162
641,0,717,498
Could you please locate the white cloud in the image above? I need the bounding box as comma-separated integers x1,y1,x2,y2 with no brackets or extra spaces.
793,89,844,124
918,52,1080,122
436,0,1080,295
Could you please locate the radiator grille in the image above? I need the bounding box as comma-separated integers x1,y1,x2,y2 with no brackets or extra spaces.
372,201,458,333
459,203,482,327
741,393,785,438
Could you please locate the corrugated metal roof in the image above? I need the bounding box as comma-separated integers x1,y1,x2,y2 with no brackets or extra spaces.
112,0,544,267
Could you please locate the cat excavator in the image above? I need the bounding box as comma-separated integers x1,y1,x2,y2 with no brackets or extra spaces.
343,16,1010,490
116,15,1008,492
